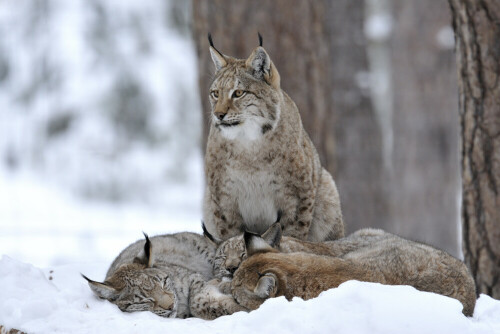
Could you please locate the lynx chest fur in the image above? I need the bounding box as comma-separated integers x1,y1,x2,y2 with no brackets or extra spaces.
203,35,344,243
226,164,282,233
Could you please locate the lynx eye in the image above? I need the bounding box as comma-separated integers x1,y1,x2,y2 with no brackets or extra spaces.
210,90,219,99
232,90,245,98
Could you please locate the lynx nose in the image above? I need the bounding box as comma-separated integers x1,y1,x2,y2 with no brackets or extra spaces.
227,265,238,275
214,111,226,120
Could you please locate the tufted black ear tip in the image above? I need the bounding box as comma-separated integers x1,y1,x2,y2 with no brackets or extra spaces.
142,232,151,260
202,221,215,242
81,273,91,282
258,32,263,47
243,230,259,246
208,33,214,47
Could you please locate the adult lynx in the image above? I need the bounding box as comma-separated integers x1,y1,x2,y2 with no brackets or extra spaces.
83,232,246,319
203,34,344,243
231,228,476,316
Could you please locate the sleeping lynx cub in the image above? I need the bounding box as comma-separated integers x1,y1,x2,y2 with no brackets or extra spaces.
206,222,386,279
83,232,246,319
231,228,476,316
203,34,344,243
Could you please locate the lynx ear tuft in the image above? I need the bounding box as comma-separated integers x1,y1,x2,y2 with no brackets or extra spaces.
261,222,283,248
254,273,277,299
245,47,280,89
208,33,227,72
258,32,263,47
244,231,275,256
202,221,222,245
142,232,154,267
82,274,118,300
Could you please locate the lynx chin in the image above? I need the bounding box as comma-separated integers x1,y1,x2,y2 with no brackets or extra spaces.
203,34,344,243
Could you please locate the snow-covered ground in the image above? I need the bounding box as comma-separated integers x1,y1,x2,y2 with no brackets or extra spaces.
1,172,500,334
2,171,499,333
1,255,499,334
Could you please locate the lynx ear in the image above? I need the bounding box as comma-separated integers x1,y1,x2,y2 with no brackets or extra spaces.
82,274,118,300
143,233,155,267
261,222,283,248
202,221,222,245
245,46,280,89
244,231,275,256
254,273,277,299
208,33,227,72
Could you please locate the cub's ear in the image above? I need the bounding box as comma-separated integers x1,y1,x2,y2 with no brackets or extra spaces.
202,221,222,245
261,222,283,248
133,232,155,267
82,274,118,300
244,231,275,256
254,273,277,299
208,33,227,72
245,45,280,89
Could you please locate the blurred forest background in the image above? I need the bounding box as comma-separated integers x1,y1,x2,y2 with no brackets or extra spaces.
0,0,462,266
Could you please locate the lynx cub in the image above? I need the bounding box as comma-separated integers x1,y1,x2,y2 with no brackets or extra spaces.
231,228,476,316
203,34,344,243
206,222,386,279
83,232,246,320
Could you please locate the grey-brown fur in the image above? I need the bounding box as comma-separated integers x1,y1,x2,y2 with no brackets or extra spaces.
203,39,344,243
231,228,476,316
211,224,388,279
83,232,246,319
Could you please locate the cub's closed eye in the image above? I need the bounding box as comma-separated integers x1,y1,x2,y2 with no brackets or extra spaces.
232,90,246,98
210,90,219,99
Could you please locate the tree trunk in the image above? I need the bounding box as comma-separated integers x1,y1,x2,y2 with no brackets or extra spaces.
449,0,500,298
389,0,460,256
192,0,389,232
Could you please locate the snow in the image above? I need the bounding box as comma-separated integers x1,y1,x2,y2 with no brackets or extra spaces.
364,13,393,41
0,1,499,332
0,167,203,268
0,256,499,334
436,26,455,49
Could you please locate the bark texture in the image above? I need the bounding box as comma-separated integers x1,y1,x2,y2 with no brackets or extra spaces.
192,0,389,232
449,0,500,298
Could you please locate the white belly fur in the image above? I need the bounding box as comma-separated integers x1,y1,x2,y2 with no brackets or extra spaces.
228,168,278,234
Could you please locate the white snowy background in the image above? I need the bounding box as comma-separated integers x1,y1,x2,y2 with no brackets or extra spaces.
0,1,499,333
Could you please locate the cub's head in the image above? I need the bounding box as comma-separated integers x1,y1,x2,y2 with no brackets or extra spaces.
203,221,282,279
208,34,282,142
230,230,285,310
83,234,179,318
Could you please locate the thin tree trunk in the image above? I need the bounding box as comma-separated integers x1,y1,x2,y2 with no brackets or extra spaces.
192,0,388,232
449,0,500,297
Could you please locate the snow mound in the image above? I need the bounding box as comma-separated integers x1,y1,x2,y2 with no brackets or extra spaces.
1,256,499,334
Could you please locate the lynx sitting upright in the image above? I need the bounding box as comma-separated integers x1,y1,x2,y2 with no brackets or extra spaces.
203,34,344,243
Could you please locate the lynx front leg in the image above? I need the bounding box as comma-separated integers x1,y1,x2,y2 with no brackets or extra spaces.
280,183,316,241
203,187,243,240
190,278,248,320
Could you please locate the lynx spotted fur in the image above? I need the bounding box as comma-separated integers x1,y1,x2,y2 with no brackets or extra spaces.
208,223,386,279
230,227,476,316
83,232,246,319
203,35,344,243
